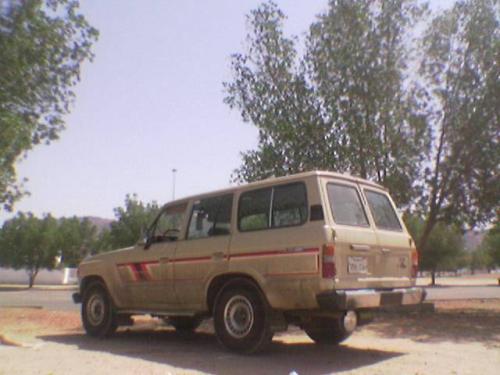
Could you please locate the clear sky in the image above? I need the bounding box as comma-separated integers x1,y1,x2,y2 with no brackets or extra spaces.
1,0,454,222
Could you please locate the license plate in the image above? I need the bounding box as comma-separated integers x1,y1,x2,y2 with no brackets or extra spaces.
348,256,368,274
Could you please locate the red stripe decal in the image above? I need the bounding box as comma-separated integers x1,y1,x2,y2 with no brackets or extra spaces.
116,260,159,267
230,247,319,259
130,264,141,281
140,263,152,281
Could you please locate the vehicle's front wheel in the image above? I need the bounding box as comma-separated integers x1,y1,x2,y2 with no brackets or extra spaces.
81,282,117,337
214,286,273,353
304,314,354,345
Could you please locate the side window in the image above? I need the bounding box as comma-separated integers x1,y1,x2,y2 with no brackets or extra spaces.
238,188,272,231
365,190,402,231
187,194,233,239
238,182,308,232
327,183,369,227
272,183,307,228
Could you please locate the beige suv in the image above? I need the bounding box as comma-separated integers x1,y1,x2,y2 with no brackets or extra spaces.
73,171,425,353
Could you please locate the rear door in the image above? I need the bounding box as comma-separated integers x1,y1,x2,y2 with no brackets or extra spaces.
362,187,413,285
323,180,379,289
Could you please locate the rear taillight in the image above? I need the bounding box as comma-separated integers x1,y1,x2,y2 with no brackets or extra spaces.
411,249,419,278
322,244,336,278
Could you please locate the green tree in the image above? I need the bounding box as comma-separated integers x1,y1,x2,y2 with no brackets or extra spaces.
0,0,98,211
57,217,98,267
224,0,430,206
480,219,500,267
418,0,500,250
106,194,160,250
307,0,430,205
0,213,59,287
224,2,330,183
468,247,492,273
405,214,465,285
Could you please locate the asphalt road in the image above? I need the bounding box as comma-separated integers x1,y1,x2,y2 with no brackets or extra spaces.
0,285,499,312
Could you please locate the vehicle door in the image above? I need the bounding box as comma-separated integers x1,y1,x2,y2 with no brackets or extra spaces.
230,181,320,281
361,187,413,286
115,202,187,310
322,180,380,289
173,194,233,309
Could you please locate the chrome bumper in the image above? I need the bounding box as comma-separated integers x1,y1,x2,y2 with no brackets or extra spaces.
317,287,426,310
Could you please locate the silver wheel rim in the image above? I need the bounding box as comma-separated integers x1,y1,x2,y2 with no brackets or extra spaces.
223,295,254,339
86,293,105,326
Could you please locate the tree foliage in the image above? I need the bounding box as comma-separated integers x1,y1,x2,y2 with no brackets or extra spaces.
226,0,499,270
225,0,430,206
418,0,500,250
307,0,430,205
0,212,59,287
0,0,98,210
405,214,465,284
57,217,98,267
98,195,161,251
0,213,101,286
480,219,500,267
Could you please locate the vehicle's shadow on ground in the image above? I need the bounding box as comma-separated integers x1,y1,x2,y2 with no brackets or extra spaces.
40,328,402,375
369,309,500,347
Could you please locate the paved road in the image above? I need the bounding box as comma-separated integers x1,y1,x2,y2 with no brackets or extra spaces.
0,285,499,312
424,286,500,300
0,288,78,311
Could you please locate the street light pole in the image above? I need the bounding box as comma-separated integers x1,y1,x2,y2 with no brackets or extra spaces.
172,168,177,200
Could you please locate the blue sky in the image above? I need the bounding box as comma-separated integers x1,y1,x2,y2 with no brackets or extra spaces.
1,0,454,222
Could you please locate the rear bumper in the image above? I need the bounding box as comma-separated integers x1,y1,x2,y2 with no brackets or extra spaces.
317,287,426,310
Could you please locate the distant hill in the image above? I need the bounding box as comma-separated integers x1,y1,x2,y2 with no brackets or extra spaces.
83,216,114,232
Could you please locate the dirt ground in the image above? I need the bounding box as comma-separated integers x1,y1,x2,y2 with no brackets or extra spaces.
1,300,499,375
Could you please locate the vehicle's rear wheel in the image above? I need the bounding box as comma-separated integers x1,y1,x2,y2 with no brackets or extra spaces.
304,314,355,345
81,282,117,337
168,316,202,332
214,286,273,353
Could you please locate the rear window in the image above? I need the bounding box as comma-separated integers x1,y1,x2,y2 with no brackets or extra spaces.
272,183,308,227
238,182,307,232
364,190,402,231
238,188,272,231
327,183,369,227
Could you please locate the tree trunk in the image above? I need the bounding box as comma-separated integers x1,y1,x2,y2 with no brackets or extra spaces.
28,274,35,288
418,211,438,254
431,269,436,286
28,269,39,288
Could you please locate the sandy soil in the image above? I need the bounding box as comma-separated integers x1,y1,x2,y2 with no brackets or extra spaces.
1,300,499,375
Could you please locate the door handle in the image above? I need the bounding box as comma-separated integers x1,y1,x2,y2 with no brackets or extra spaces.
159,257,170,264
350,244,370,252
212,251,225,261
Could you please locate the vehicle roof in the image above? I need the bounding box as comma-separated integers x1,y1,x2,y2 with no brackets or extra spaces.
165,170,386,208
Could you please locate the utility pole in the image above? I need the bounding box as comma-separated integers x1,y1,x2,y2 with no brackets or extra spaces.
172,168,177,200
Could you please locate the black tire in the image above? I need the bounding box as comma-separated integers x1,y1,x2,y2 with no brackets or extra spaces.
169,316,202,332
81,282,117,338
213,286,273,354
304,317,352,345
